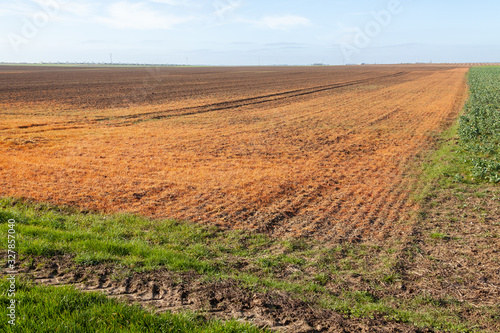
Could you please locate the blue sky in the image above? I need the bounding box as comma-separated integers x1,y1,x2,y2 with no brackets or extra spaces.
1,0,499,65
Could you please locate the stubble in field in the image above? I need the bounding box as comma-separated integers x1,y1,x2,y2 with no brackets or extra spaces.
0,65,469,241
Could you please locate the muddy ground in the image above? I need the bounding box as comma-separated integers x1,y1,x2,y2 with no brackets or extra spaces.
17,255,431,333
7,179,499,332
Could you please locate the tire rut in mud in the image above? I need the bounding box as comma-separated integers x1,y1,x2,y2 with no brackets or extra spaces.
16,255,435,333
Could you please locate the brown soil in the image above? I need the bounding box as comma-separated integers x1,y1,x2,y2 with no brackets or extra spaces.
0,65,469,241
405,182,500,327
17,255,434,333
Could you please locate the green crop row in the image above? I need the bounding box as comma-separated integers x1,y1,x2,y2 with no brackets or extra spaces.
459,66,500,182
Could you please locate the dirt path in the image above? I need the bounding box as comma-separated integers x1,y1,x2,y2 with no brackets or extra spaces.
19,255,434,333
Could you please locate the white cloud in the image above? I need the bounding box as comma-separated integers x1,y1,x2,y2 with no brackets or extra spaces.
150,0,183,4
96,1,193,30
348,12,369,16
213,0,243,18
149,0,195,6
0,2,37,17
0,1,96,22
61,2,97,17
258,15,311,30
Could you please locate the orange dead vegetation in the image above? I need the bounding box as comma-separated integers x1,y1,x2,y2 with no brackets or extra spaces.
0,65,469,240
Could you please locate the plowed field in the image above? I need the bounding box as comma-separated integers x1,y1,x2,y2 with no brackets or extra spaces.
0,65,469,240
